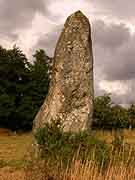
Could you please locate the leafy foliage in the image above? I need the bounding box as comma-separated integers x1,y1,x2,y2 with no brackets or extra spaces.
35,120,110,168
0,46,51,131
111,105,129,128
128,104,135,129
93,94,131,129
93,94,112,129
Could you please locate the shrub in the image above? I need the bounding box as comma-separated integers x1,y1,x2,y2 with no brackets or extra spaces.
93,94,130,129
35,120,110,169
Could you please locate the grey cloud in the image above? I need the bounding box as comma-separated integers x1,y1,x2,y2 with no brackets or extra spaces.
33,25,62,56
92,20,131,50
92,19,135,81
91,19,135,104
0,0,46,40
94,80,135,106
92,0,135,21
111,84,135,105
105,41,135,81
0,31,18,41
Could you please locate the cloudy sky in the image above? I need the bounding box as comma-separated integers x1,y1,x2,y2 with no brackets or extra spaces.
1,0,135,106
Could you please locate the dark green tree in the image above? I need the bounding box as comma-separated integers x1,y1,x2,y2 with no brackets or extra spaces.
0,46,51,131
93,94,129,129
28,49,51,108
128,104,135,129
0,46,31,130
93,94,113,129
111,105,129,129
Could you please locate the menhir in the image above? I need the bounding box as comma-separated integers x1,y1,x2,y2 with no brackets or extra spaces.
33,11,94,132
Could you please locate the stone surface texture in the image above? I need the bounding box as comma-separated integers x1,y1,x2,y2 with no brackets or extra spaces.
33,10,94,132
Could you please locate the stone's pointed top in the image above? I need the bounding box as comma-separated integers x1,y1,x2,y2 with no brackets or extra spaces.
74,10,84,15
70,10,88,19
65,10,90,30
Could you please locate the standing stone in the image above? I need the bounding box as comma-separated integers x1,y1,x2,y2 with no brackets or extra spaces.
33,10,94,132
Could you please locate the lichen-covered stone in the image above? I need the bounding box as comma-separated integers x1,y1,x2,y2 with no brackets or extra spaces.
33,10,94,132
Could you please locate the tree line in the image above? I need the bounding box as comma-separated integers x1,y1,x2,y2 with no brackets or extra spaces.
0,46,51,131
93,94,135,129
0,46,135,131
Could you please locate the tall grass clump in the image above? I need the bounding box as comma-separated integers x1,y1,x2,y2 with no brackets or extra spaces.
25,142,135,180
25,122,135,180
34,120,110,169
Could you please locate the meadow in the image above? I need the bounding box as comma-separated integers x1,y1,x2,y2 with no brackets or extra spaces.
0,129,32,180
0,128,135,179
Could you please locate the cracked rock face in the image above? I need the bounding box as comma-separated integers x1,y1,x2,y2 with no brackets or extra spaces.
33,11,94,132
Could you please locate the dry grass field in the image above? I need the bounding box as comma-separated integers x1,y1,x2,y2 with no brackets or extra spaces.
0,129,32,162
0,128,135,180
0,129,32,180
95,129,135,145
